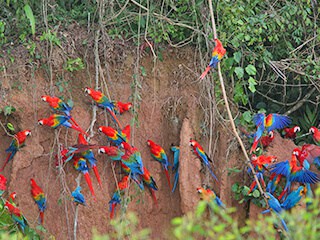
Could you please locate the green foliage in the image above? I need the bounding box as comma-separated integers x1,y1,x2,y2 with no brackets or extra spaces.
64,58,85,72
231,182,266,207
40,30,61,47
23,4,36,36
0,105,16,116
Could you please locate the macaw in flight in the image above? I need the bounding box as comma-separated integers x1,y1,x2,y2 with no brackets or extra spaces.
30,178,47,224
199,38,226,80
109,175,129,219
250,113,291,153
281,126,300,139
84,87,122,128
147,140,171,189
72,186,86,206
189,139,219,184
38,114,88,136
170,146,180,193
73,157,95,200
197,187,225,208
1,130,31,171
300,144,320,169
0,174,7,197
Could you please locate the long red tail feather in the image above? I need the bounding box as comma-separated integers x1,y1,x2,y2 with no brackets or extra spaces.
92,165,102,189
164,169,171,189
0,153,12,172
278,188,287,200
150,189,158,207
70,117,80,127
110,203,116,219
83,172,96,200
71,125,89,137
199,66,211,80
106,108,123,129
250,139,259,154
248,181,257,194
39,211,44,224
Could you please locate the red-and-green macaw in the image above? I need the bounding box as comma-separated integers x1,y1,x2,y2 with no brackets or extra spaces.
98,125,130,146
109,175,129,219
98,146,125,161
1,130,31,171
4,200,28,233
72,186,86,206
73,157,95,200
84,87,122,128
250,113,291,153
247,155,277,194
170,146,180,193
197,187,225,208
38,114,88,136
0,174,7,197
77,134,102,188
147,140,171,189
120,162,144,190
260,131,275,149
113,101,132,114
41,95,80,127
30,178,46,224
269,149,320,200
189,139,219,184
309,126,320,145
8,191,16,204
199,38,226,80
141,166,158,206
281,126,300,139
120,142,144,175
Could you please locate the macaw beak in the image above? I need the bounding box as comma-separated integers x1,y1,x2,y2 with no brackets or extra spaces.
98,148,105,154
84,88,90,94
38,120,44,125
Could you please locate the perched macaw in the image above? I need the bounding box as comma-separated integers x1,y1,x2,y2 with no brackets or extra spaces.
8,192,16,204
269,149,319,200
30,178,46,224
300,144,320,169
141,166,158,206
261,131,275,149
250,113,291,153
309,126,320,145
189,139,219,184
120,162,144,190
170,146,180,193
282,126,300,139
199,38,226,80
98,146,125,161
38,114,88,136
98,125,129,146
109,175,129,219
113,101,132,114
77,134,102,188
1,130,31,171
84,87,122,128
147,140,171,189
120,142,144,175
72,186,86,206
248,155,277,194
55,145,73,167
73,157,95,199
4,200,28,233
197,187,225,208
0,174,7,197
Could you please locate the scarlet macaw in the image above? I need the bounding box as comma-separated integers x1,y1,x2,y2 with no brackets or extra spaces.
120,142,144,175
170,146,180,193
189,139,219,184
98,125,129,146
72,186,86,206
197,187,225,208
300,144,320,169
0,174,7,197
4,200,28,233
30,178,47,224
199,38,226,80
38,114,88,136
250,113,291,153
260,131,274,149
77,134,102,188
84,87,122,128
309,126,320,145
141,166,158,206
120,162,144,190
281,126,300,139
73,157,95,199
98,146,125,161
147,140,171,189
1,130,31,171
109,175,129,219
113,101,132,114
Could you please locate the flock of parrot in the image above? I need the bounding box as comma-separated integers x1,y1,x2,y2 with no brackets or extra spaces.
0,38,318,236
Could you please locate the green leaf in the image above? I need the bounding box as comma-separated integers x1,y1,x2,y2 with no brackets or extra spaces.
252,190,260,198
140,66,147,77
234,67,244,79
3,106,16,116
231,183,239,192
233,51,242,63
248,77,257,93
196,201,207,217
245,64,256,75
171,217,183,225
242,111,252,123
24,4,36,35
7,123,15,131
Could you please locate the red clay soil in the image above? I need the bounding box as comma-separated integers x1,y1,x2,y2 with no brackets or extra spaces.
0,35,301,239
